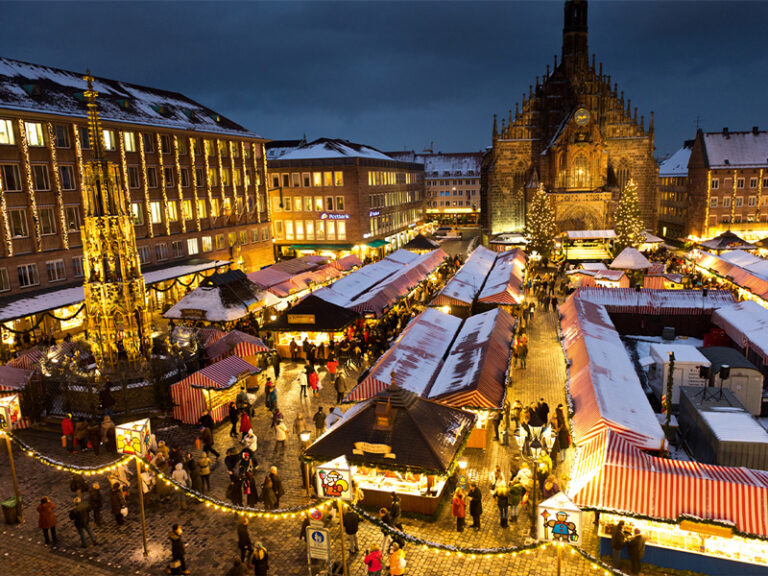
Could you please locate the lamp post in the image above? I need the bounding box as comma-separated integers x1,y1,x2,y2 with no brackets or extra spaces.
299,430,312,498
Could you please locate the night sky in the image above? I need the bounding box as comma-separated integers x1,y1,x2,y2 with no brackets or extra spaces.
3,1,767,158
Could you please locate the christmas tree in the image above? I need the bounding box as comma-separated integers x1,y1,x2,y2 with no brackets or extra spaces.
525,184,557,259
614,178,645,252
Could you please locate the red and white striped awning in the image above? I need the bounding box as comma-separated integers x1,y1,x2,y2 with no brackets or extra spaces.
205,330,269,361
0,365,33,391
344,375,389,402
197,327,226,347
185,355,257,390
570,429,768,538
8,347,44,371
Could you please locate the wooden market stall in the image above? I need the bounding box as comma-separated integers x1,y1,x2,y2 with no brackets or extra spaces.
431,246,497,316
170,355,259,424
304,384,476,515
477,248,527,308
205,330,269,362
0,364,34,429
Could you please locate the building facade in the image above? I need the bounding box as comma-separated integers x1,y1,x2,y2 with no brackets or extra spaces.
683,127,768,240
657,141,692,240
267,138,425,258
389,151,482,223
482,0,658,236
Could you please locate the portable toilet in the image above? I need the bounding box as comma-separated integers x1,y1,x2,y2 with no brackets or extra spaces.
646,344,710,405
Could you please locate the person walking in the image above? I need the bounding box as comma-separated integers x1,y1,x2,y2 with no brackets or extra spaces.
198,452,212,493
273,416,288,455
289,338,300,362
518,339,529,369
378,507,393,554
109,483,126,526
326,356,339,384
334,372,347,404
293,413,307,441
237,516,253,562
87,419,101,455
389,542,406,576
37,496,57,545
88,482,103,526
452,489,466,532
168,524,190,575
627,528,646,575
171,463,189,510
261,476,277,511
228,402,239,438
343,507,360,554
198,425,220,458
363,545,383,576
266,466,286,508
309,369,320,397
494,483,510,527
240,410,252,441
313,407,326,437
247,541,269,576
468,482,482,530
69,496,98,548
509,479,524,523
611,520,627,568
74,418,88,452
61,413,75,453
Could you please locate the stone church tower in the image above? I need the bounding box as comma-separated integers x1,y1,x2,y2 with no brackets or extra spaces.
481,0,658,235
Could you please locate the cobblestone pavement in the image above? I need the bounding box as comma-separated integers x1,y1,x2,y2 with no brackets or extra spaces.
0,298,698,575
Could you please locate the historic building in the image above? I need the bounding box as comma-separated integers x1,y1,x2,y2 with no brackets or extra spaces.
0,57,272,342
267,138,425,258
388,150,482,223
657,141,692,240
482,0,658,236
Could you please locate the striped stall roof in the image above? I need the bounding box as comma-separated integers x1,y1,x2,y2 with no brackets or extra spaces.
197,328,226,348
0,365,33,391
8,347,44,371
187,356,257,390
478,248,527,305
205,330,269,361
572,287,735,315
434,246,497,306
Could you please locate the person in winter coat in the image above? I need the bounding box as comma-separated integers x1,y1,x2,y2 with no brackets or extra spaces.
226,478,243,507
261,476,277,511
266,466,285,507
273,418,288,455
70,496,98,547
240,410,252,441
611,520,626,568
74,418,88,452
226,557,247,576
509,479,525,522
198,452,212,493
518,340,529,369
171,463,189,510
451,489,466,532
247,541,269,576
88,482,103,525
184,453,203,493
627,528,646,575
334,373,347,404
168,524,190,575
110,483,126,525
494,483,510,527
343,508,360,554
156,440,170,461
229,402,239,438
155,456,172,502
237,516,253,561
87,420,101,455
293,413,307,440
363,544,383,576
308,370,319,397
389,542,406,576
198,425,219,458
467,482,483,529
242,429,258,454
313,407,326,437
62,413,75,452
37,496,57,545
70,473,87,498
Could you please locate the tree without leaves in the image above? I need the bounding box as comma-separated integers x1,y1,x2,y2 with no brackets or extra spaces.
525,184,557,259
614,178,645,252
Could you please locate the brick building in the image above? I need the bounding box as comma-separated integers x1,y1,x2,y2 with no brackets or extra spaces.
388,151,482,223
482,0,658,236
680,127,768,240
267,138,425,258
0,57,272,339
657,141,692,240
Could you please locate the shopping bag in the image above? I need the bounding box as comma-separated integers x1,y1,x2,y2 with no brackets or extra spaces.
61,435,67,448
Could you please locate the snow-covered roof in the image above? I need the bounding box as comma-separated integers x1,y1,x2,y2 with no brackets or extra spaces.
689,250,768,299
648,343,709,365
275,138,393,161
609,247,651,270
712,301,768,363
581,263,607,271
434,246,497,306
702,130,768,169
658,144,692,177
477,249,526,305
700,409,768,444
573,287,735,314
566,229,616,240
0,57,261,138
423,153,482,178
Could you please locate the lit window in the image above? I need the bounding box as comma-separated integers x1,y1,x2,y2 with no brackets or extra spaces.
178,138,188,155
228,232,236,246
304,196,313,212
9,209,27,237
25,122,45,146
131,202,144,226
293,197,302,212
312,172,322,187
315,220,325,240
218,140,228,157
168,201,178,221
182,200,193,220
334,171,343,186
39,207,56,235
102,129,116,151
223,197,232,216
323,172,333,187
326,221,335,240
295,220,304,240
314,196,323,211
215,234,225,250
250,229,259,243
17,263,39,287
32,165,49,190
187,238,199,255
60,165,76,190
0,120,14,145
201,236,212,252
197,201,208,219
239,231,248,245
336,196,345,211
272,197,282,212
337,221,346,240
65,206,80,231
222,168,231,187
285,220,294,240
138,246,151,264
207,168,218,187
123,132,136,152
211,198,220,217
274,221,284,239
233,169,242,187
150,201,163,224
291,173,301,187
305,220,314,240
54,125,70,148
204,140,214,156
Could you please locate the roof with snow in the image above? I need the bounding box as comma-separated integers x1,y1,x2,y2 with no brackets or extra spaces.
648,343,709,365
658,142,692,177
712,300,768,364
609,247,651,270
702,130,768,169
433,246,497,306
698,231,757,252
572,287,735,315
271,138,394,162
689,250,768,300
386,151,482,177
0,57,261,138
477,248,527,305
565,230,616,240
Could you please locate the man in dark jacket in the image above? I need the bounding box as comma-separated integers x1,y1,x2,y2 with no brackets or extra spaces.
343,508,360,554
168,524,189,575
627,528,646,575
266,466,286,508
313,407,326,436
611,520,626,568
468,482,483,529
237,517,253,561
198,425,219,458
69,496,98,548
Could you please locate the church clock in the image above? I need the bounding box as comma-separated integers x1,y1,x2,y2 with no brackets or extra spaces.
574,107,590,126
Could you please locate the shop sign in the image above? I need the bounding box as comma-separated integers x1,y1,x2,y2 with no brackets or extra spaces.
352,441,396,459
181,309,207,320
116,418,152,457
288,313,315,325
369,210,380,217
315,455,354,500
537,492,582,545
0,394,21,431
679,520,734,539
306,526,331,561
320,212,350,220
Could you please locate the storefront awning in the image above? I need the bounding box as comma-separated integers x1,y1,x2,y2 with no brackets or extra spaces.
289,244,355,251
366,239,390,248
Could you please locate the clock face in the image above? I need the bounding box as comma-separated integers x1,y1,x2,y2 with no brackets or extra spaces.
574,108,590,126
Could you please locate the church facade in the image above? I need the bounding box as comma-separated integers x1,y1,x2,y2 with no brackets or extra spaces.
482,0,658,236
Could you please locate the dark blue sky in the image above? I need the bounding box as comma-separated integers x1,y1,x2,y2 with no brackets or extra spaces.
3,1,766,157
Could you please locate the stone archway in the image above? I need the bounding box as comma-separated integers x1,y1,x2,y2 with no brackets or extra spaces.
557,202,604,231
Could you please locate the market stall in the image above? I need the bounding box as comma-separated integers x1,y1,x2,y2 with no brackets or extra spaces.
570,428,768,575
698,231,757,253
432,245,497,315
205,330,269,363
0,364,33,429
170,355,259,424
304,384,476,515
477,248,527,307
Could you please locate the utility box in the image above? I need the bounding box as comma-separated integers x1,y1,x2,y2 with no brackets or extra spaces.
699,346,764,416
645,344,710,405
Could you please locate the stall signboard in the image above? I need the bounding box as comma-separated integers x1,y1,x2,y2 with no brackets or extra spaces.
537,492,582,545
116,418,152,457
0,394,21,431
181,309,207,320
316,455,354,500
288,314,315,325
306,526,331,561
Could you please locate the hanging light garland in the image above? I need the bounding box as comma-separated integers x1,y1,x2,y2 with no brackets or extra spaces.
216,139,226,217
203,140,215,224
189,137,201,232
137,132,153,238
250,143,261,223
0,163,13,256
73,123,89,218
260,142,271,224
229,141,239,221
17,119,42,253
118,131,132,206
45,122,69,250
156,134,171,236
173,135,186,234
240,141,249,216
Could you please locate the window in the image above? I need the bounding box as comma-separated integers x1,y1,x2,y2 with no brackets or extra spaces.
32,165,49,190
179,169,190,188
187,238,199,255
72,257,84,278
138,246,151,264
305,220,314,240
39,207,56,235
60,165,76,190
204,139,214,156
285,220,294,240
207,168,218,187
195,168,204,187
323,172,333,187
282,173,290,188
304,196,313,212
168,201,179,221
749,196,757,207
295,220,304,240
65,206,80,231
123,131,136,152
142,133,155,153
147,167,158,188
150,201,163,224
228,232,237,247
335,196,345,211
293,197,302,212
161,135,172,154
127,166,140,189
326,220,335,240
197,201,207,219
751,178,758,189
25,122,45,146
222,168,231,187
131,202,144,225
9,209,27,237
723,197,731,207
302,173,311,187
164,167,174,187
737,178,745,189
233,170,242,187
103,129,116,151
211,198,220,217
223,197,232,216
0,119,14,145
239,231,248,245
291,173,301,188
155,243,168,261
79,127,91,149
735,197,744,207
314,196,323,211
215,234,225,250
337,221,346,240
272,198,282,212
711,179,719,189
271,175,280,189
54,125,70,148
334,171,343,186
764,177,768,189
182,200,193,220
274,221,284,240
250,229,259,243
178,138,188,155
18,263,39,287
218,140,229,157
325,196,334,211
312,172,322,187
201,236,212,252
232,143,239,158
315,220,325,240
172,241,185,258
0,165,21,191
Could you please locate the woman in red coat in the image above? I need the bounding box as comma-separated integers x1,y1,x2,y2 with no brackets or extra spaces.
37,496,57,545
240,410,252,441
452,489,466,532
309,370,320,398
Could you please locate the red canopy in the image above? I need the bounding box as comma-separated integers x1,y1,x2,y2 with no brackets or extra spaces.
0,364,33,391
205,330,269,361
8,347,44,371
186,355,258,390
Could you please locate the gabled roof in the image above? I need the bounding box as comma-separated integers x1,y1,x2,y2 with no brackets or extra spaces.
698,231,756,252
701,130,768,169
659,141,693,177
262,294,360,332
609,247,651,270
274,138,393,161
402,234,440,252
0,57,261,138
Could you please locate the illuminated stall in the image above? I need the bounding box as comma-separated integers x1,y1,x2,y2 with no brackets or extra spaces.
205,330,269,363
431,246,497,316
304,385,476,515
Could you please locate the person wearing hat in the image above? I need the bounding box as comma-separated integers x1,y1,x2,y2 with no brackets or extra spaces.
247,541,269,575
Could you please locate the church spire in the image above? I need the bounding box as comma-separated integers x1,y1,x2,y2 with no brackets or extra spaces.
562,0,588,74
83,71,106,162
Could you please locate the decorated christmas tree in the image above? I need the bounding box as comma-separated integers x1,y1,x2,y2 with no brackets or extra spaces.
614,178,645,252
525,184,557,259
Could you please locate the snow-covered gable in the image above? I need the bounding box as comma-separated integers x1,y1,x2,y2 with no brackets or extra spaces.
435,246,497,305
703,130,768,169
659,144,692,177
566,230,616,240
712,300,768,363
0,57,260,138
478,248,526,304
277,138,393,161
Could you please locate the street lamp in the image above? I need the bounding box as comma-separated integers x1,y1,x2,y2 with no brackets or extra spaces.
458,458,468,470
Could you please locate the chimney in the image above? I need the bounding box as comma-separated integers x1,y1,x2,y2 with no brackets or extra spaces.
723,127,729,138
753,126,759,135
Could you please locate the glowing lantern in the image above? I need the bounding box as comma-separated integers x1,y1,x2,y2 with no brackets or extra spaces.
0,395,21,431
116,418,151,457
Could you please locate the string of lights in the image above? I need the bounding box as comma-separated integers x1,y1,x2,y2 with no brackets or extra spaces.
46,122,69,250
173,135,186,235
137,131,154,238
156,133,171,236
189,137,201,232
0,163,13,256
17,119,43,253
